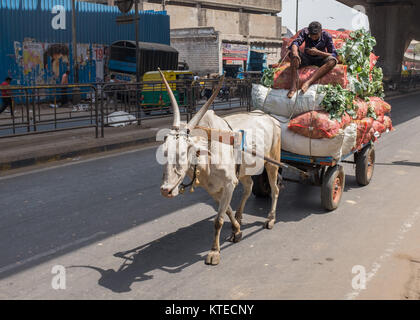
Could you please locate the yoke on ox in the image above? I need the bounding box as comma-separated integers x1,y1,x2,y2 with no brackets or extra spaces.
158,69,283,265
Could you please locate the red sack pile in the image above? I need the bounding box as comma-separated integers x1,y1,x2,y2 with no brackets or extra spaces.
354,98,369,120
327,29,352,40
288,111,350,139
273,64,349,90
353,114,393,150
367,97,391,117
372,120,386,135
353,97,391,120
355,118,374,147
369,53,379,71
383,116,393,131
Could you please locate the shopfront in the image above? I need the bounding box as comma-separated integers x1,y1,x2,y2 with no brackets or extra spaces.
222,43,249,78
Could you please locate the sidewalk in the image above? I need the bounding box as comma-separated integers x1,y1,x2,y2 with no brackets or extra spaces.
0,109,241,172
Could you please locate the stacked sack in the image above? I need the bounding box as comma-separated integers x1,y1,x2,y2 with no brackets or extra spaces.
254,29,393,160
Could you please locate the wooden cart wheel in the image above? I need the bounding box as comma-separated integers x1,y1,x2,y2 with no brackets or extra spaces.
321,165,345,211
252,169,271,198
355,145,375,186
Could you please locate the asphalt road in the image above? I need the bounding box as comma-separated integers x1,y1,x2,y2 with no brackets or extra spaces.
0,92,420,299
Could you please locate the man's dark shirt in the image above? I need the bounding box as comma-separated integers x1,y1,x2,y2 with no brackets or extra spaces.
289,28,338,58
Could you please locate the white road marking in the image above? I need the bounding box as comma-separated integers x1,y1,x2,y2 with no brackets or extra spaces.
345,209,420,300
0,231,106,275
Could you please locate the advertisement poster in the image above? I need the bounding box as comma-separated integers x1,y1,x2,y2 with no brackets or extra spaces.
22,41,44,75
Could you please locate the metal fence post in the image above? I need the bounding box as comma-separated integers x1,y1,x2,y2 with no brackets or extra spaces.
25,89,30,133
186,79,193,122
100,85,105,138
137,82,142,126
95,87,99,138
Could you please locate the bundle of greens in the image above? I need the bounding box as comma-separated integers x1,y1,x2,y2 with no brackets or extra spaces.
318,29,385,121
337,29,384,98
318,84,356,121
261,68,275,88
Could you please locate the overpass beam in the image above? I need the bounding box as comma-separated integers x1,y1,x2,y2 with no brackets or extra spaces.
368,3,413,81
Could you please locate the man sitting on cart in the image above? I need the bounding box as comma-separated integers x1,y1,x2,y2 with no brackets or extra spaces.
287,21,338,99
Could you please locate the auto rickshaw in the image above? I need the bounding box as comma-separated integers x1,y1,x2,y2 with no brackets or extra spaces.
141,70,193,115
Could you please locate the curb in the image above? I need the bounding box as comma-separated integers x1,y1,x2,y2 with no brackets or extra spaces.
385,89,420,101
0,135,158,172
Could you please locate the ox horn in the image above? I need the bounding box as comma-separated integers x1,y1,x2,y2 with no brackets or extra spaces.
187,74,225,131
158,68,180,130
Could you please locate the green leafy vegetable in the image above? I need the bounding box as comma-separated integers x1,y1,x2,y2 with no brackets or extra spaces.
338,29,384,99
318,84,356,121
261,68,275,88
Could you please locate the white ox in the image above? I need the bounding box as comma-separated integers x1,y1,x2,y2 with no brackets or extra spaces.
159,70,282,265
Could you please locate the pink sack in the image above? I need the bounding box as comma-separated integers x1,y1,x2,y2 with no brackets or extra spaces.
354,98,369,120
372,120,386,135
288,111,342,139
383,116,393,131
273,64,349,90
367,97,391,117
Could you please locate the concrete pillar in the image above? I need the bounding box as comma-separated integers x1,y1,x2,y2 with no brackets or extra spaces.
239,8,249,37
276,16,283,39
197,3,207,27
368,3,413,81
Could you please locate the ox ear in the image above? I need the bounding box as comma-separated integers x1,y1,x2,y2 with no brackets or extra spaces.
158,68,181,130
186,74,225,131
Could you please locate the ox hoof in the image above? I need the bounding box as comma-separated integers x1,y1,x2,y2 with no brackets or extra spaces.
228,231,243,243
205,251,220,265
264,220,275,230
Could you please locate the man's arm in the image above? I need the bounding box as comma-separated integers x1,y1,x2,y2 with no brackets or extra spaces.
325,34,338,58
305,34,338,59
288,29,306,52
305,48,332,58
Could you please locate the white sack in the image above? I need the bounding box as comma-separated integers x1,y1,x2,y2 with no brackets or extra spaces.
273,115,357,160
106,111,137,127
252,84,326,118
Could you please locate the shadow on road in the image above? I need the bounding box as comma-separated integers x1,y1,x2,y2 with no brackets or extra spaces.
386,92,420,127
66,183,334,294
68,218,262,293
376,160,420,167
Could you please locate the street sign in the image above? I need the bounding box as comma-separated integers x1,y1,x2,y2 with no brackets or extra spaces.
116,0,133,14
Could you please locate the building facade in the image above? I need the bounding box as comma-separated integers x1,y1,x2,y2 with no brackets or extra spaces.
0,0,169,86
141,0,284,76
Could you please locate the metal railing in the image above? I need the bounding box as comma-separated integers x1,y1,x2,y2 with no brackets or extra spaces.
0,78,253,139
384,73,420,93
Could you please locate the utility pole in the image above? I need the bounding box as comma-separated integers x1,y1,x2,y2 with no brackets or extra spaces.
135,0,140,82
71,0,79,83
295,0,299,33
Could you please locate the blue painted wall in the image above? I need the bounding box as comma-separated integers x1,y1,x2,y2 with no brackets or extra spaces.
0,0,170,85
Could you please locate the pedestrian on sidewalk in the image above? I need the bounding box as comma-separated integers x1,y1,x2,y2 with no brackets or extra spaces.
0,77,13,115
106,74,118,110
61,70,70,107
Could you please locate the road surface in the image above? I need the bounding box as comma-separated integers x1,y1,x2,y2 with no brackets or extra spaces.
0,92,420,300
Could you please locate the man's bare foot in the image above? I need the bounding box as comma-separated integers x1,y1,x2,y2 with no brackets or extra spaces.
287,89,297,99
301,82,311,94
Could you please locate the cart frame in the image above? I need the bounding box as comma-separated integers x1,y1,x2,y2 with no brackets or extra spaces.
252,142,376,211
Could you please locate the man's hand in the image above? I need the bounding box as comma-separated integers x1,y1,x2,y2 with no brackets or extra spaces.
305,48,322,56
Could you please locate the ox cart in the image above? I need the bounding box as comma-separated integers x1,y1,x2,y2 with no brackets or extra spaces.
251,142,375,211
